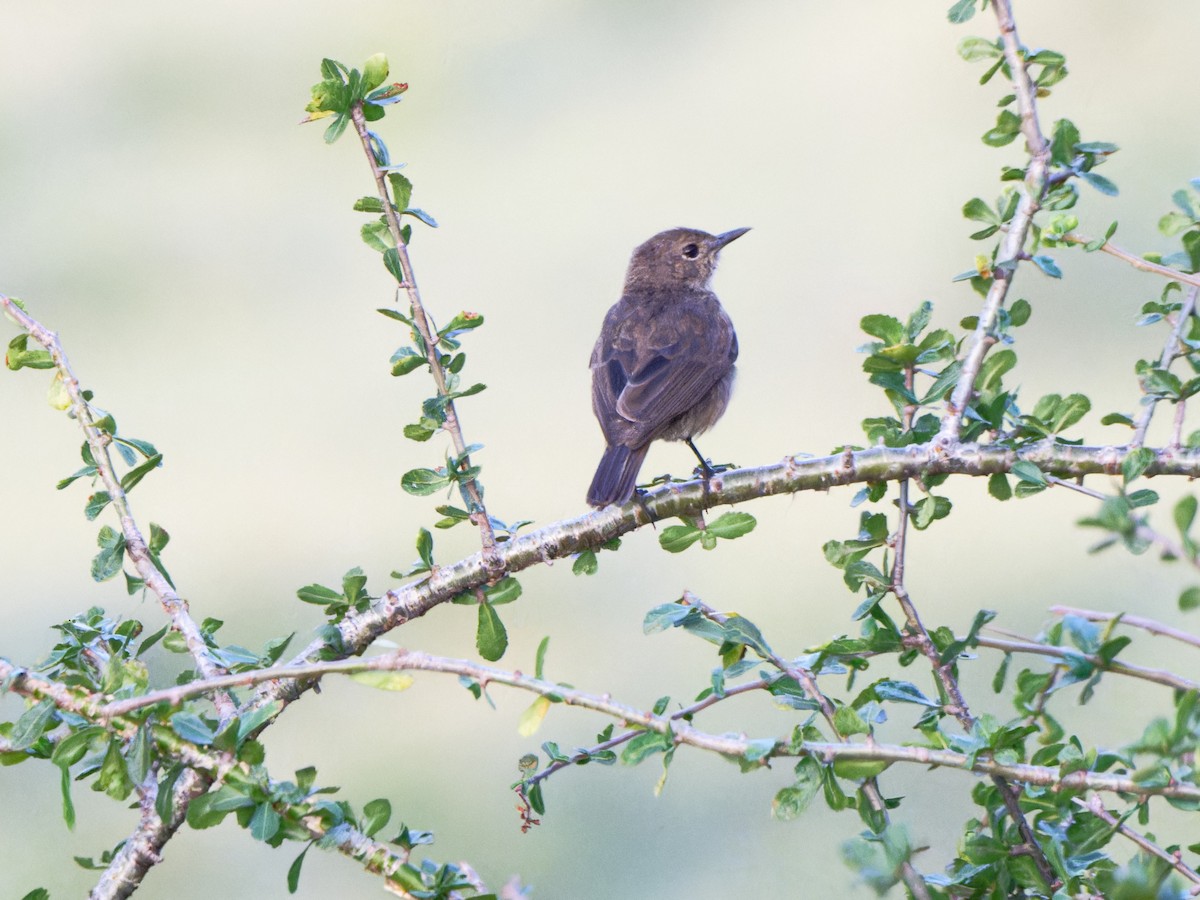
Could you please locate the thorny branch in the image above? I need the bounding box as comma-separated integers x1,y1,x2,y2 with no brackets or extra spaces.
0,295,235,723
347,103,503,575
938,0,1052,444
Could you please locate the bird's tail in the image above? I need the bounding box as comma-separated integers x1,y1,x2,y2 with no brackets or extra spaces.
586,444,649,507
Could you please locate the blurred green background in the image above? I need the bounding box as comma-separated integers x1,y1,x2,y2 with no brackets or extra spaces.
3,1,1200,897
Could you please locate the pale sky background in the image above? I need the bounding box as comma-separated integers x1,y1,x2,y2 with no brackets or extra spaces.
2,2,1200,898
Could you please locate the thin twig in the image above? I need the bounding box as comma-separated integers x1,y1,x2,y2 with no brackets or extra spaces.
938,0,1052,444
976,635,1198,692
1076,795,1200,893
1047,474,1200,574
1130,284,1200,447
0,294,236,722
347,104,502,574
1049,606,1200,650
1061,234,1200,290
523,679,769,791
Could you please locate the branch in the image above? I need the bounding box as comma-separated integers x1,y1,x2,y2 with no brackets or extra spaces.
1131,284,1200,447
240,439,1200,717
938,0,1052,444
1076,795,1200,892
1049,606,1200,650
975,635,1198,692
347,103,502,575
1061,233,1200,290
0,294,236,722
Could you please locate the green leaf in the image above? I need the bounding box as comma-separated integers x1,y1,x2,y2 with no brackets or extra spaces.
1031,254,1063,278
383,247,404,283
987,473,1012,501
947,0,977,24
659,523,702,553
706,511,757,540
833,706,870,737
1122,447,1155,483
11,700,56,751
1010,461,1047,485
401,467,451,496
287,843,313,893
296,583,342,606
962,197,1000,225
84,491,112,521
91,525,127,582
390,348,426,377
415,528,434,568
171,712,216,745
860,315,904,344
362,798,391,837
58,764,76,829
120,453,163,492
388,172,414,212
401,207,438,228
772,757,823,821
485,576,522,605
1080,171,1118,196
1180,586,1200,611
476,602,507,661
1176,495,1198,536
250,802,281,842
572,549,598,575
873,680,940,707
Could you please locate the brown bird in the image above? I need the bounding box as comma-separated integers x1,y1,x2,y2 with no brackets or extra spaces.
586,226,748,507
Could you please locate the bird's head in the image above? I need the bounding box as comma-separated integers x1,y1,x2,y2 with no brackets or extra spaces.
624,227,750,292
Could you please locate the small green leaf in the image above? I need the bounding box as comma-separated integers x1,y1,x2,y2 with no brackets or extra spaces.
572,549,598,575
287,843,313,893
1122,447,1155,484
988,473,1012,501
1180,586,1200,612
1031,255,1062,278
120,453,163,492
947,0,977,24
171,713,216,745
659,523,702,553
10,700,56,751
1010,461,1047,485
401,467,451,496
476,602,507,661
1080,171,1118,196
250,802,281,842
383,247,404,283
706,511,757,540
362,798,391,837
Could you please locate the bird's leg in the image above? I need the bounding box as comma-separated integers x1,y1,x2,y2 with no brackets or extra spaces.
686,439,736,477
685,438,715,479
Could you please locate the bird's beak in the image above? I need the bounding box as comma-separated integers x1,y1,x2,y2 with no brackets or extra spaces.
714,227,751,248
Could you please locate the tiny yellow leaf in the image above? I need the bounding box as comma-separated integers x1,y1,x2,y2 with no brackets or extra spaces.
517,696,552,737
349,671,414,691
47,373,70,410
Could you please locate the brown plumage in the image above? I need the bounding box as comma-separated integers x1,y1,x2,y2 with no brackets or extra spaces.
586,227,748,507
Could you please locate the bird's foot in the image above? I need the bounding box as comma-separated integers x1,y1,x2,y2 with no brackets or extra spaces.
691,459,736,480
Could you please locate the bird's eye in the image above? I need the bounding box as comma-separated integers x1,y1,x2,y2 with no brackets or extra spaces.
681,243,700,259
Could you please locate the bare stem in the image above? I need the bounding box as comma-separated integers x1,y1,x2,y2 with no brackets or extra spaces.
1062,233,1200,290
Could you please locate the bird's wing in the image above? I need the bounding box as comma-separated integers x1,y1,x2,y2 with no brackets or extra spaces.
591,297,735,446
